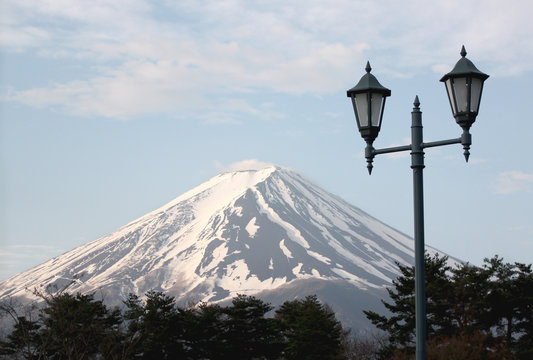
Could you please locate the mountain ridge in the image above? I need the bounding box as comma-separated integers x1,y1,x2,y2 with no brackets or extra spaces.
0,164,451,329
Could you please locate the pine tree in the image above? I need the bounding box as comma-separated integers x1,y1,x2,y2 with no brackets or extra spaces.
0,316,42,359
123,290,186,359
222,294,283,359
39,292,122,360
484,257,533,359
181,302,226,359
363,253,455,353
276,295,345,360
364,253,533,358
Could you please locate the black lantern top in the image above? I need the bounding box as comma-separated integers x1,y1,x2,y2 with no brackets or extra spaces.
346,62,391,143
347,62,391,97
440,46,489,129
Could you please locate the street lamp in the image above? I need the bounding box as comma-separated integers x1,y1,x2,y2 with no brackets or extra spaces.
347,61,391,174
346,47,488,360
440,46,490,162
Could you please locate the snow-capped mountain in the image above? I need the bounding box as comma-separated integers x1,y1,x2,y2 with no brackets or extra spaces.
0,164,447,329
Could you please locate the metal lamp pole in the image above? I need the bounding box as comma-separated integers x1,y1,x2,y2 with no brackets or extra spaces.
346,47,488,360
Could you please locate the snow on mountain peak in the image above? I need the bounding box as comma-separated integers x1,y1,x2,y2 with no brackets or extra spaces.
0,163,449,330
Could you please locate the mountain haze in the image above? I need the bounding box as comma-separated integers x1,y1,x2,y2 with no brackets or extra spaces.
0,164,447,329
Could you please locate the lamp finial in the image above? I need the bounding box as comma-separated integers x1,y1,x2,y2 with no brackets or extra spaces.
413,95,420,108
460,45,467,58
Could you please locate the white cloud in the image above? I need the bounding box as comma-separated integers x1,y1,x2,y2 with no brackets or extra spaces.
494,171,533,194
199,99,287,125
5,58,210,118
0,245,62,280
432,64,452,75
217,159,275,173
2,0,533,118
380,138,411,159
0,26,51,50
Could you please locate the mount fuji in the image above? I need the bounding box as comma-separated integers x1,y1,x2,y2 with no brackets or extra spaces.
0,163,449,330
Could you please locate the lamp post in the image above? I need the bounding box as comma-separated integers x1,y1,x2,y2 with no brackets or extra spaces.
347,46,488,360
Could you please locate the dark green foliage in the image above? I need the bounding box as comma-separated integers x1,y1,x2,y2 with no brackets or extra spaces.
1,291,345,359
484,257,533,359
0,292,122,359
364,253,533,359
2,254,530,359
181,303,226,359
39,292,122,359
276,295,345,360
222,294,283,359
0,316,41,359
364,253,457,351
184,295,283,359
40,293,120,359
123,290,186,359
514,262,533,359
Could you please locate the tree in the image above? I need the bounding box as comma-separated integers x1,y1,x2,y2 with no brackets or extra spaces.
182,302,226,359
514,262,533,359
123,290,186,359
483,257,533,359
364,253,533,359
38,292,122,360
222,294,283,359
0,316,42,359
182,295,282,359
364,253,456,354
1,292,124,360
1,290,353,360
276,295,345,360
0,298,43,359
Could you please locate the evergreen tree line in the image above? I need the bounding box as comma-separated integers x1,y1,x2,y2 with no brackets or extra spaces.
364,254,533,359
1,253,531,359
0,291,346,360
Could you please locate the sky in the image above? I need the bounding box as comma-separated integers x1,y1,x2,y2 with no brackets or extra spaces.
1,0,533,281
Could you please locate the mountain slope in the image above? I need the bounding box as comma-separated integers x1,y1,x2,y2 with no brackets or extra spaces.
0,165,447,329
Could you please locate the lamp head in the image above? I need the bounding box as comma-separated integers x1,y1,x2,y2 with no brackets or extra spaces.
440,46,489,130
347,62,391,144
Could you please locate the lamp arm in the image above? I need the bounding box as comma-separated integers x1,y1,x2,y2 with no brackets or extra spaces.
367,128,472,174
422,137,461,148
365,143,412,175
373,144,412,155
422,128,472,162
372,137,464,153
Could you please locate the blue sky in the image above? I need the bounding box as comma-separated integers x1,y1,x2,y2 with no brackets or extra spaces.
1,0,532,280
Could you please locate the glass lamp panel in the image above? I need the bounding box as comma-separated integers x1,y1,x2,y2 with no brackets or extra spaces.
453,77,469,112
350,97,360,128
470,77,483,113
370,93,384,127
355,93,369,127
445,79,457,115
